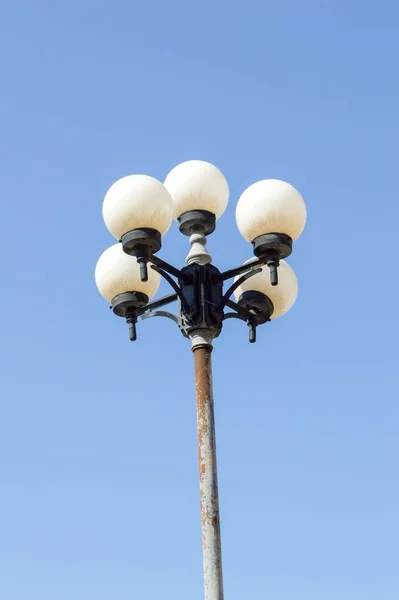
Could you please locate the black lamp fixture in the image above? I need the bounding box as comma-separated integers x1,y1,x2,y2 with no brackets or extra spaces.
95,161,306,344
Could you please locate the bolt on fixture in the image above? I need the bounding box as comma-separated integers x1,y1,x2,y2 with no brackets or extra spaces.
95,160,307,600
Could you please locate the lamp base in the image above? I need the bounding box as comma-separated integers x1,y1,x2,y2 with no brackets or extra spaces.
121,228,162,256
121,228,162,282
178,210,216,236
111,292,149,318
252,233,292,260
237,291,274,324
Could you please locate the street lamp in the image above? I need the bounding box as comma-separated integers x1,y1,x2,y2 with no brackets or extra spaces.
95,160,306,600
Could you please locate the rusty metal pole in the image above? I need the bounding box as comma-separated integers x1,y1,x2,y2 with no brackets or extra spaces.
192,331,224,600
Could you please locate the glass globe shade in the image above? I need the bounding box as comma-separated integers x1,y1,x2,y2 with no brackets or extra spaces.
95,243,161,302
233,259,298,319
102,174,174,240
164,160,229,220
235,179,306,242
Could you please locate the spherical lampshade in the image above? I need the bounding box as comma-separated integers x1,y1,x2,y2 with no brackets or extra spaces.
233,259,298,319
164,160,229,220
95,243,161,302
103,175,174,240
236,179,306,242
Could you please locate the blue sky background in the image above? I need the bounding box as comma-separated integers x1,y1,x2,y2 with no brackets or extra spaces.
1,1,398,598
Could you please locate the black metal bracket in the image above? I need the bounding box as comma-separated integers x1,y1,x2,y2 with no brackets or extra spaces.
176,263,224,339
149,264,191,314
149,255,188,281
224,298,252,320
218,267,262,311
110,242,278,343
136,292,178,316
218,256,267,282
141,310,179,324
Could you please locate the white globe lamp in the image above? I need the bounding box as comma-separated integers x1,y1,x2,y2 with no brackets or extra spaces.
102,174,174,282
164,160,229,235
235,179,306,287
236,179,306,242
233,259,298,320
103,174,173,240
95,243,161,340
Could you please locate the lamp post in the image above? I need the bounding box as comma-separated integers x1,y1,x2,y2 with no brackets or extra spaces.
95,160,306,600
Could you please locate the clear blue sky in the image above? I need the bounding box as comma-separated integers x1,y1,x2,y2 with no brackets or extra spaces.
1,1,398,599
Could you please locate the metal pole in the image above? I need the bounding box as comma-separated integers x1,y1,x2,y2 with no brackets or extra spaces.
193,340,224,600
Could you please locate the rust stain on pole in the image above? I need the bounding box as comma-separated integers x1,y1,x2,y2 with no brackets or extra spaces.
193,344,224,600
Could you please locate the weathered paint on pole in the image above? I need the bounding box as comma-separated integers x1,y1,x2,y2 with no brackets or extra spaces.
193,343,224,600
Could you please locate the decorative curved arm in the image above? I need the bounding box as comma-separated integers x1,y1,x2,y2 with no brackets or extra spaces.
149,255,188,281
123,251,270,345
224,298,252,319
141,310,179,324
149,264,191,313
217,267,262,311
136,293,178,316
223,312,246,322
218,256,266,282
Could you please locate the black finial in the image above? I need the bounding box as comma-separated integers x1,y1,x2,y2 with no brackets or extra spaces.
137,257,149,282
248,322,257,343
267,260,279,286
126,318,137,341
